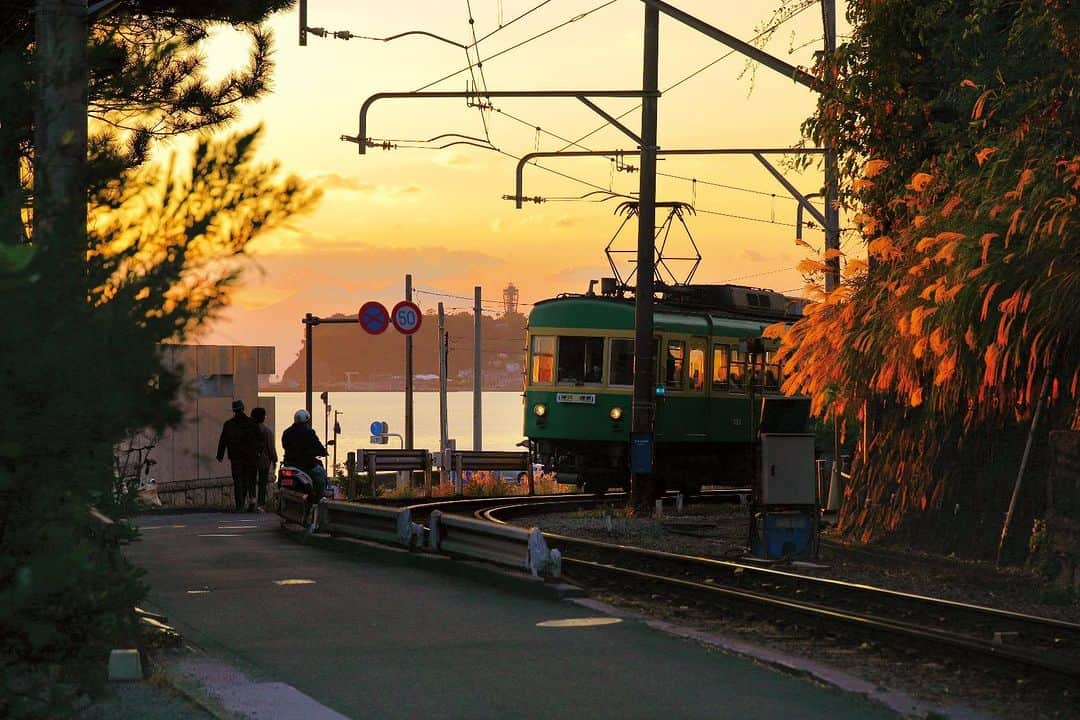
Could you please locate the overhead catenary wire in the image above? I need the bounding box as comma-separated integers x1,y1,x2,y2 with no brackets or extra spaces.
350,1,820,223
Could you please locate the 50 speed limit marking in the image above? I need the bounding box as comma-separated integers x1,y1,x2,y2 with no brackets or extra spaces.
391,300,422,335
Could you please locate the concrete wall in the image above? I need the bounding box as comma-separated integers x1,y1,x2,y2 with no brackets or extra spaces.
151,344,275,508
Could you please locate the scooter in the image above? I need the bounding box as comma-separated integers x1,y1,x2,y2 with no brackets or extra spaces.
277,462,326,531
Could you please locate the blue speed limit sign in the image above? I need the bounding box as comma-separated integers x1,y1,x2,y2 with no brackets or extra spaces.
391,301,422,335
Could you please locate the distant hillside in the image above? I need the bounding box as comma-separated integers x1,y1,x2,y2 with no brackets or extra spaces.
274,311,528,391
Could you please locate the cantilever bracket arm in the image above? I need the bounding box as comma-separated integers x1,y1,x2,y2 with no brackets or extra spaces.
752,153,827,228
345,90,657,154
513,147,825,209
641,0,820,91
577,98,642,146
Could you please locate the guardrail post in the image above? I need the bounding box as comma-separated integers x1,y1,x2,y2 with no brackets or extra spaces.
346,451,357,500
366,452,377,498
423,452,432,498
453,453,463,497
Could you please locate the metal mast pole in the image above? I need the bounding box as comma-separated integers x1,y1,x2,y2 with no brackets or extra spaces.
822,0,840,293
405,274,414,449
473,286,483,450
630,4,660,508
438,302,448,452
304,313,314,416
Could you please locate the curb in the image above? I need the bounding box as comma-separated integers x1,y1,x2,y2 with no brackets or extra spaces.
280,522,585,602
567,597,992,720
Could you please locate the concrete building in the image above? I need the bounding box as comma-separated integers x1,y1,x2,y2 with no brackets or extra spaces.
151,344,275,508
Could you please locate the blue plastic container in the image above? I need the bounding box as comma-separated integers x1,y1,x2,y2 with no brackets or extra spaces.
755,511,813,559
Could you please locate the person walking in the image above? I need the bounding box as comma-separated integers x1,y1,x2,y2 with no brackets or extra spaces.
216,400,259,512
251,406,277,510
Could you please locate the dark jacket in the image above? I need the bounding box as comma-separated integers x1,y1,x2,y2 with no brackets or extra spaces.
255,423,278,470
282,422,327,471
217,413,259,466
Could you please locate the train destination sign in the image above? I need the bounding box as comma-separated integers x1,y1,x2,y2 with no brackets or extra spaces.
556,393,596,405
391,300,422,335
358,301,390,334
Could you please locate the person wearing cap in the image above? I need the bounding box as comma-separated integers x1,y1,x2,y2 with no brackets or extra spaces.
216,400,260,512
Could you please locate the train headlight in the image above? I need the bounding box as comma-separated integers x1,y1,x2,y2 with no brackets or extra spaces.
533,403,547,417
609,407,623,421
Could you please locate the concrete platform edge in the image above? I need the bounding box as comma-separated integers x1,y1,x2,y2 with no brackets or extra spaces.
280,522,586,602
568,597,992,720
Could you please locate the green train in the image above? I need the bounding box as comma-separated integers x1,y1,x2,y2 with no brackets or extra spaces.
523,283,808,494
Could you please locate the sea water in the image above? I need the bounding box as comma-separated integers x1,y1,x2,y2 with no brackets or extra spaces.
263,391,526,456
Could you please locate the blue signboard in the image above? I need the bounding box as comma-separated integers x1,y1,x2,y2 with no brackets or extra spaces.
369,420,388,436
629,432,653,474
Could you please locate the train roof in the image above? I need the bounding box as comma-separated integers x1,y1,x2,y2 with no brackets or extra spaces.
528,291,800,338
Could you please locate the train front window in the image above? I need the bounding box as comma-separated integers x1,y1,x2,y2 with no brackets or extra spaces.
557,336,604,384
530,336,555,384
665,340,685,389
712,345,729,389
609,338,634,386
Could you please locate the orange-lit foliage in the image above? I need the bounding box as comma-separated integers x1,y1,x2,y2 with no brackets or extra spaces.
782,0,1079,548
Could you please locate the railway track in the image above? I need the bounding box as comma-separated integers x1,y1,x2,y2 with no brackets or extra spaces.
467,498,1080,679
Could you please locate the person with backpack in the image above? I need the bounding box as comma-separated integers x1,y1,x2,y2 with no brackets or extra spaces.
250,406,277,510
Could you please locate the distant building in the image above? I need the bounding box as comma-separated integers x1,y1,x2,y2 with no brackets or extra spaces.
502,283,519,316
150,345,275,508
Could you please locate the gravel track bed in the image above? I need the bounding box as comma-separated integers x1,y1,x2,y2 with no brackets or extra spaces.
514,504,1078,719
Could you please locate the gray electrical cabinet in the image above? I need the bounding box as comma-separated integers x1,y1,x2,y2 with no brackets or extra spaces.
759,433,817,506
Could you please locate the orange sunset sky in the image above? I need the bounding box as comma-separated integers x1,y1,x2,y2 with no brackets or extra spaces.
195,0,852,372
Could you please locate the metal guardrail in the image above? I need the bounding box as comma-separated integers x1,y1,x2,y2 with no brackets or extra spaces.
319,500,423,548
429,510,561,578
277,489,309,526
452,451,530,472
355,448,432,498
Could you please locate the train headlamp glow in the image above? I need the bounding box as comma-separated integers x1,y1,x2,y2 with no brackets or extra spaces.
609,407,623,421
533,403,547,417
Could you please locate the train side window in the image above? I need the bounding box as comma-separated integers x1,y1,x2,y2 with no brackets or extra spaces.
665,340,685,389
712,345,729,389
530,336,555,384
609,338,634,386
729,347,747,389
558,336,604,385
688,339,706,391
764,350,781,390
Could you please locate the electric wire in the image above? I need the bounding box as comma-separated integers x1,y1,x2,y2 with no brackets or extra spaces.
463,0,492,143
555,0,817,151
413,0,621,92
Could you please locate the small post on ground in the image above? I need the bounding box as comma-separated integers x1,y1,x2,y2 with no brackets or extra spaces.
474,286,483,451
438,302,448,453
405,274,414,449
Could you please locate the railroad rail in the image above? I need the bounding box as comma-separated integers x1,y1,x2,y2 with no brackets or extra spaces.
476,501,1080,679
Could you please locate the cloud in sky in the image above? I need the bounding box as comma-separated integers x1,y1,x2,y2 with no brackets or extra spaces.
307,173,424,202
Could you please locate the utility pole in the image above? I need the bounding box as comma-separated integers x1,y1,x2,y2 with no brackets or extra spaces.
630,3,660,511
438,302,448,453
473,286,483,451
304,313,315,416
821,0,840,293
405,274,415,449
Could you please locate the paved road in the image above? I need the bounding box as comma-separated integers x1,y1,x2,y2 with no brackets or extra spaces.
128,512,895,720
